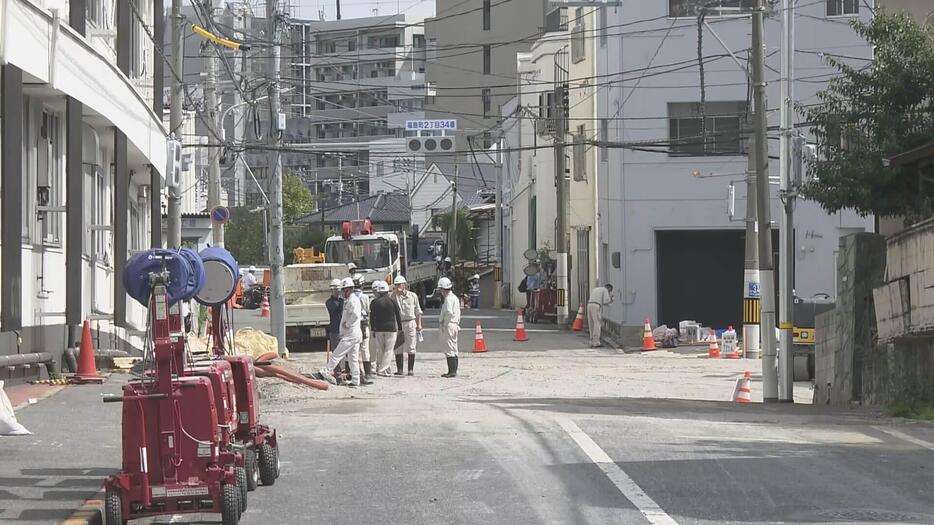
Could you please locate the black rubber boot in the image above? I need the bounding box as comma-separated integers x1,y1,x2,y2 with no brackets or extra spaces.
394,354,405,375
362,361,374,380
442,357,455,378
450,355,458,378
407,354,415,376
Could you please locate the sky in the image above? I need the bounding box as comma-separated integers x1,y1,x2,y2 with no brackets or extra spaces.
239,0,436,22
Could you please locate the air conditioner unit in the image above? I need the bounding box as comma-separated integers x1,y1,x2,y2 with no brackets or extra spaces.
406,136,455,154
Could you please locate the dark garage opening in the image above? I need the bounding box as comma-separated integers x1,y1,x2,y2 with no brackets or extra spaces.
656,229,779,331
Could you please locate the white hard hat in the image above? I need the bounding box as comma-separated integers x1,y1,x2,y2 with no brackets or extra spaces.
249,265,256,273
329,278,341,288
438,277,453,290
347,262,357,270
377,281,390,293
471,274,480,280
371,281,381,291
444,257,452,262
353,273,364,285
393,275,407,285
340,277,355,289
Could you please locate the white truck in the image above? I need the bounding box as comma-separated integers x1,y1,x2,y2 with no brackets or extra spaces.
283,220,440,350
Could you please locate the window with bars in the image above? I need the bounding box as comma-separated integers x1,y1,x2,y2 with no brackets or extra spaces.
483,0,491,30
571,8,586,63
483,45,491,74
826,0,858,16
667,101,746,156
482,88,492,118
600,119,609,161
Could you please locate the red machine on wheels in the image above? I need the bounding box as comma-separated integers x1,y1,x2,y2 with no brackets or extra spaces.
104,248,279,524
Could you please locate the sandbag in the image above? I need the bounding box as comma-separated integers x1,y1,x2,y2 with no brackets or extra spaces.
124,249,206,306
0,381,31,436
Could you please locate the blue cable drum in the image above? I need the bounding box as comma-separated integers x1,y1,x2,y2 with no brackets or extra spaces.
124,249,206,306
195,247,241,306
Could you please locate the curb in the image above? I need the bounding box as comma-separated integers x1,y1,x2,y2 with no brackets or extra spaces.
61,490,104,525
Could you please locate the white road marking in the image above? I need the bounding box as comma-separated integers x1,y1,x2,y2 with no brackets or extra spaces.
556,417,678,525
874,426,934,451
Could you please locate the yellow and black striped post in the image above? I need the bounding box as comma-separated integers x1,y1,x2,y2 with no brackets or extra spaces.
743,298,761,325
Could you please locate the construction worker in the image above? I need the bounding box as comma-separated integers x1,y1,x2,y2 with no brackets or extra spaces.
370,281,403,376
468,274,481,309
354,274,374,382
347,262,357,276
438,277,460,378
393,275,422,376
243,265,258,288
317,278,365,387
587,284,614,348
325,279,343,378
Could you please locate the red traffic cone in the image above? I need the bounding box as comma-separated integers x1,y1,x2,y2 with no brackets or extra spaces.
260,289,271,318
734,371,752,403
473,321,488,353
514,309,529,342
73,320,104,384
708,329,721,358
641,319,656,351
572,304,585,331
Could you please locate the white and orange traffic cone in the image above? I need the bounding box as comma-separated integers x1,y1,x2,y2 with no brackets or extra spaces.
514,309,529,342
572,304,585,331
473,320,488,353
734,371,752,403
708,329,721,359
260,289,271,318
641,319,656,351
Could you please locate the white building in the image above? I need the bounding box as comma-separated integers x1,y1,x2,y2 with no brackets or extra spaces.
596,0,874,340
1,0,167,383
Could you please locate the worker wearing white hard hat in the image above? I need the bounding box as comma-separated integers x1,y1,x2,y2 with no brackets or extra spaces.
468,274,481,309
352,274,373,381
243,265,258,288
370,280,402,376
438,276,460,378
347,262,357,275
325,278,345,373
393,274,423,375
317,277,366,387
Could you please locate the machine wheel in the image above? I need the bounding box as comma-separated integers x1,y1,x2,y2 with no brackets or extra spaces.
105,490,126,525
258,442,279,486
245,448,259,491
221,483,240,525
236,466,248,512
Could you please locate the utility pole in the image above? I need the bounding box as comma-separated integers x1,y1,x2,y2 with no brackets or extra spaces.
743,131,760,359
554,83,570,326
752,0,778,402
203,0,224,247
494,135,504,308
778,0,796,402
267,0,286,356
451,159,458,266
168,0,185,247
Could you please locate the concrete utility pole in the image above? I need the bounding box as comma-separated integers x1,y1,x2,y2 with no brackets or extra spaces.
778,0,796,402
494,136,504,308
743,132,761,359
267,0,286,356
168,0,185,248
204,0,224,247
752,0,778,402
450,159,458,266
554,83,570,326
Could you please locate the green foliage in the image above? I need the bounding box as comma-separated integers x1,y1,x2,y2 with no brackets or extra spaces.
284,225,328,264
282,171,314,224
431,208,476,259
224,207,266,265
803,14,934,220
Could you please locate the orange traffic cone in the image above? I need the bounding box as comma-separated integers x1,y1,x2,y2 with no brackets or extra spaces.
641,319,656,351
572,304,585,331
734,371,752,403
260,290,271,318
73,320,104,384
514,309,529,342
708,329,720,358
473,321,488,353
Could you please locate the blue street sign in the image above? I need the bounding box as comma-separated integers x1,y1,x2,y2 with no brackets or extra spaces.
211,205,230,225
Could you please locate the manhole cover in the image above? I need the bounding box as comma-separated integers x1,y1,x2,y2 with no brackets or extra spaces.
817,509,931,522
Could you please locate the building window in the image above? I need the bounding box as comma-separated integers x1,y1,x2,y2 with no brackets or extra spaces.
379,35,400,48
668,101,746,156
529,196,537,250
599,7,607,47
826,0,858,16
483,45,491,75
40,112,65,245
571,8,585,63
482,88,492,118
600,118,609,161
482,0,491,30
669,0,755,18
348,39,356,51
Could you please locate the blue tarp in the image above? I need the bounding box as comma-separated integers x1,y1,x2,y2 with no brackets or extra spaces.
123,249,206,306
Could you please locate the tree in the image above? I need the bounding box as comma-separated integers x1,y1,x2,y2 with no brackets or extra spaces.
224,207,266,265
431,208,476,259
282,171,314,224
802,14,934,221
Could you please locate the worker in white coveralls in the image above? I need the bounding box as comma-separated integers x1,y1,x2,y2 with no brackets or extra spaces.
587,284,614,348
370,281,403,376
393,275,423,376
353,274,373,382
438,277,461,378
317,278,366,387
